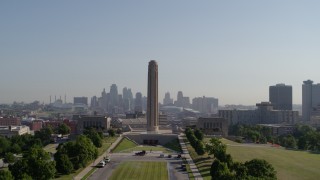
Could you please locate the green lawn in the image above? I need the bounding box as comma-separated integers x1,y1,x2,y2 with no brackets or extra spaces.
186,137,320,180
109,161,168,180
220,138,320,180
112,137,138,153
98,136,118,155
112,138,173,153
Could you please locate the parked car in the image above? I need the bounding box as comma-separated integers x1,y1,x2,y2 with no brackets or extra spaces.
104,157,110,163
97,161,106,167
135,150,146,156
168,154,172,158
181,164,186,171
159,154,165,158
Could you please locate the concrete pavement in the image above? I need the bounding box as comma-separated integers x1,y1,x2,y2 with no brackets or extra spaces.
178,135,203,180
74,135,123,180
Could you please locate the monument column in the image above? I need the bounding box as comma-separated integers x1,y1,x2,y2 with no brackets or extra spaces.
147,60,159,132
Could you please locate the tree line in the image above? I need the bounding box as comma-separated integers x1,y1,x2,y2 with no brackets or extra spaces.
0,126,116,179
230,124,320,151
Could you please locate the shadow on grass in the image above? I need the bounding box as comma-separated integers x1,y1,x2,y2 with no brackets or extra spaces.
199,168,211,173
193,157,211,164
197,163,212,169
202,173,211,177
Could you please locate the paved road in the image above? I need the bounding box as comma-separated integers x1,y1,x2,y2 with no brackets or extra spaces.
88,153,189,180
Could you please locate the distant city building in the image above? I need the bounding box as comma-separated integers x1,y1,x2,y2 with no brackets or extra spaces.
109,84,119,107
90,96,98,108
123,87,133,112
135,92,143,113
31,120,43,131
258,124,295,136
73,97,88,105
269,84,292,110
192,96,218,114
302,80,320,121
182,97,191,108
219,102,299,125
175,91,184,107
0,117,21,126
197,117,228,136
163,92,173,105
0,125,30,137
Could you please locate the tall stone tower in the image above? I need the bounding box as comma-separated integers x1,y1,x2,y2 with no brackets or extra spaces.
147,60,159,132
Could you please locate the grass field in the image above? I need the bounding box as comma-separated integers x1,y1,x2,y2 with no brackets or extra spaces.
112,138,174,153
109,161,168,180
220,138,320,180
112,137,138,153
185,137,320,180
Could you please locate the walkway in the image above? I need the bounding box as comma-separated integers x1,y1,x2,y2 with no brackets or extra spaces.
74,135,123,180
178,135,203,180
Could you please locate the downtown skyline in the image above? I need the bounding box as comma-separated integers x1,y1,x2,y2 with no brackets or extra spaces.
1,1,320,105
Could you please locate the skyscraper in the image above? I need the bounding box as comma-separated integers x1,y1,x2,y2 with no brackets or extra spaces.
175,91,184,107
147,60,159,132
110,84,119,107
163,92,173,105
269,84,292,110
134,92,143,113
302,80,320,121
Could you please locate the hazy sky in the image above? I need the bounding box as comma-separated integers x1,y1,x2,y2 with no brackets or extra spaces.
1,1,320,105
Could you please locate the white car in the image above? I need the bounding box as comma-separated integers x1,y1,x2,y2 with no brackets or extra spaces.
97,161,106,167
104,158,110,163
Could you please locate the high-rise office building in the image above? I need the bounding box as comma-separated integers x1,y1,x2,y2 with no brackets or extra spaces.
73,97,88,105
110,84,119,107
135,92,143,113
269,84,292,110
175,91,184,107
163,92,173,105
192,96,218,114
302,80,320,121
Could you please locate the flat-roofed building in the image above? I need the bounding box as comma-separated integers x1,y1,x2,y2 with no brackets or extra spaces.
0,125,30,137
75,115,111,134
219,102,299,125
197,117,228,136
0,117,21,126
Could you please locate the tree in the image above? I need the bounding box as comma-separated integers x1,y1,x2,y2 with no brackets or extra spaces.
194,128,204,141
195,140,205,155
244,159,276,179
56,135,98,170
56,123,70,135
3,152,15,164
232,162,248,179
0,170,14,180
10,143,22,154
108,129,115,137
9,146,56,180
205,138,227,161
34,126,53,146
84,128,103,148
55,153,74,175
0,136,11,156
297,136,308,150
210,159,233,180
